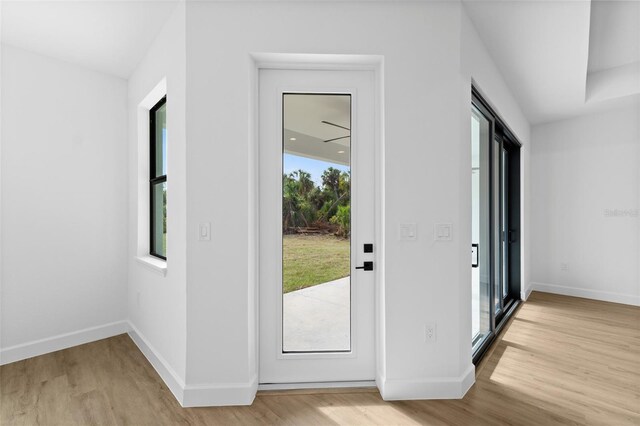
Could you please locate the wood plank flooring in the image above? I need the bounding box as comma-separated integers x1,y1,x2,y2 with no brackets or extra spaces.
2,292,639,425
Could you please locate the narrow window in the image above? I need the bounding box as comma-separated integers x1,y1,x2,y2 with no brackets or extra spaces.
150,97,167,259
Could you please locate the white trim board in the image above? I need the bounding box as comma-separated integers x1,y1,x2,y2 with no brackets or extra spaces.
258,380,376,391
377,364,475,400
532,282,640,306
0,320,129,366
249,52,386,398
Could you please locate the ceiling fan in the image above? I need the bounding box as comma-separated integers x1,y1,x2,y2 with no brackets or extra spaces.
321,120,351,143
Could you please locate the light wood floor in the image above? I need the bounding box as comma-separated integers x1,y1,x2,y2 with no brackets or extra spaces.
2,292,639,425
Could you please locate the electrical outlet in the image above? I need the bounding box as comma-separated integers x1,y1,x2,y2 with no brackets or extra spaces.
425,323,437,343
560,262,569,272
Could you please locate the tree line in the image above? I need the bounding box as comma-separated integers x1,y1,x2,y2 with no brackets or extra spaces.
283,167,350,237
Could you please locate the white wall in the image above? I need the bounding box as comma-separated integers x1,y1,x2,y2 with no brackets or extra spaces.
531,104,640,305
185,0,468,400
0,45,128,362
0,0,531,404
126,2,187,397
180,0,529,403
0,4,4,357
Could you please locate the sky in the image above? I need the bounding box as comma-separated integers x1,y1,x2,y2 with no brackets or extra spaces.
283,153,350,186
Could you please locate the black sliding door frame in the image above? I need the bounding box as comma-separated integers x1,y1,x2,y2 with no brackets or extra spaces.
472,87,522,364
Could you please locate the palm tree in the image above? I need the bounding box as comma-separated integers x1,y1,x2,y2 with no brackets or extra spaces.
282,174,299,230
322,167,342,200
282,167,351,234
293,169,314,197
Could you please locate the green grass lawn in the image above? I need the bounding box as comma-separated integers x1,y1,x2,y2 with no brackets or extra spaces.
283,234,350,293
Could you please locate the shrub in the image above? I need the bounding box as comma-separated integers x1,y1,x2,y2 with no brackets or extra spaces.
330,205,350,237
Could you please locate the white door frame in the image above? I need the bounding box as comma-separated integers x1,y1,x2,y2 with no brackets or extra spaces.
248,53,385,390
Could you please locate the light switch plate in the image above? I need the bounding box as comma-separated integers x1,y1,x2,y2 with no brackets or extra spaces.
398,223,417,241
435,223,452,241
198,223,211,241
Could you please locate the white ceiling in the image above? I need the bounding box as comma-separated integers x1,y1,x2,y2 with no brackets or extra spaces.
464,0,592,124
2,1,636,123
586,1,640,104
588,0,640,73
464,0,640,125
1,0,178,79
284,94,351,144
284,94,351,166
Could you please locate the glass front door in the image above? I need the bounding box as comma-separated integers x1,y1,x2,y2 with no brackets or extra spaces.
259,68,376,385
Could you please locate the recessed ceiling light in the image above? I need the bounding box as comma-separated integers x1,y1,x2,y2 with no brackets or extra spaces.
290,137,296,141
338,150,345,154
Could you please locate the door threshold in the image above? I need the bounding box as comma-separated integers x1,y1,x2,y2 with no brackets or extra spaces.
257,380,377,395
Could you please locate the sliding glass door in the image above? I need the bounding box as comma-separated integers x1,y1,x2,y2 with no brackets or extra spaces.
471,105,491,350
471,88,521,362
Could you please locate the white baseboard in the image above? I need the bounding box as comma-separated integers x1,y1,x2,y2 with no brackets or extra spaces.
2,320,480,406
127,322,257,407
0,320,129,366
522,284,533,301
376,373,385,395
183,375,258,407
532,282,640,306
126,322,186,404
460,364,476,396
377,364,475,400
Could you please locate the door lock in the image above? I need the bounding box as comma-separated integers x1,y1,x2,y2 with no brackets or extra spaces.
355,261,374,271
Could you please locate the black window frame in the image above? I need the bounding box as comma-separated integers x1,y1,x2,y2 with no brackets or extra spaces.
150,96,167,260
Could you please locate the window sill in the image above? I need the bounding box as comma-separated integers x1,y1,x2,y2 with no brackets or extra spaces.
135,256,167,277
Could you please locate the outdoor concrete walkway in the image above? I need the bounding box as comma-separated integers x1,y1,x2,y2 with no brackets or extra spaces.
283,277,350,352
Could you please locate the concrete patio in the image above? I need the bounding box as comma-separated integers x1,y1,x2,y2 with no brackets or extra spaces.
283,277,350,352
